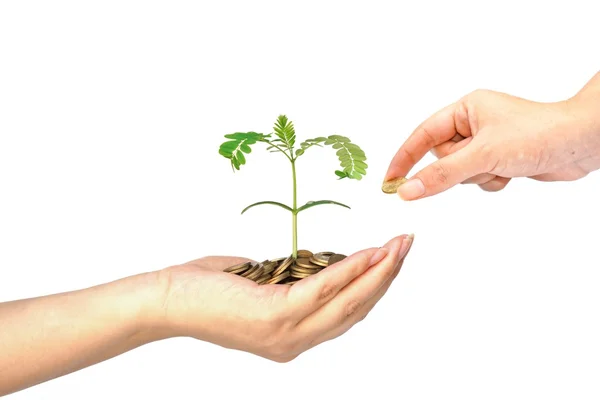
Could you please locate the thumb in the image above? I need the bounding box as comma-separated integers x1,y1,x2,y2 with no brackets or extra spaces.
397,146,484,200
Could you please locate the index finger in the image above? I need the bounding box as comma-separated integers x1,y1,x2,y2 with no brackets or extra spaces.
384,102,463,182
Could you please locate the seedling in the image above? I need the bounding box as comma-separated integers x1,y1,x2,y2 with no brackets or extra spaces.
218,115,368,260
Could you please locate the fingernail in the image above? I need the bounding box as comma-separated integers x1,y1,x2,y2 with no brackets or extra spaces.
398,234,414,259
397,179,425,200
368,247,389,266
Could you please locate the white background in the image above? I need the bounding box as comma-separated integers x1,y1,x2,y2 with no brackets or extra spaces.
1,1,599,399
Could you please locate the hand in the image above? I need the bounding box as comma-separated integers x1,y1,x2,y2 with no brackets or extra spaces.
384,72,600,200
151,234,413,362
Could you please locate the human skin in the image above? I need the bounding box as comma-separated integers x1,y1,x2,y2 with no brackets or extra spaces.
0,234,413,396
384,71,600,199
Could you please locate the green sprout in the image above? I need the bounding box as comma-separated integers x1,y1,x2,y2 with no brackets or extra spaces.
219,115,367,259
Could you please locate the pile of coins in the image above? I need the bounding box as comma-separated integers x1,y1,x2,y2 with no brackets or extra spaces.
224,250,346,285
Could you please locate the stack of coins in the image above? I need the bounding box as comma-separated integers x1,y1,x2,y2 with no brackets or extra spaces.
224,250,347,285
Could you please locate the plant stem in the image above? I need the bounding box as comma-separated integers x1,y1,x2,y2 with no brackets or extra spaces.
264,138,297,258
291,159,298,259
262,140,293,162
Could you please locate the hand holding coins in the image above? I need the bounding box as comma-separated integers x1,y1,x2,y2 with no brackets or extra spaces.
159,235,412,363
224,250,347,284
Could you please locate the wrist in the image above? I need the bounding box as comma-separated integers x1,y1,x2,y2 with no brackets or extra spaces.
571,74,600,139
556,94,600,173
110,271,173,346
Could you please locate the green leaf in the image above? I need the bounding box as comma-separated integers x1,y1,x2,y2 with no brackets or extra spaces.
322,135,368,180
301,137,327,146
219,132,269,172
296,200,351,213
350,171,362,180
297,137,327,156
339,153,367,162
335,170,349,179
236,151,246,165
224,132,268,141
219,148,232,157
273,115,296,151
241,201,294,214
232,156,240,170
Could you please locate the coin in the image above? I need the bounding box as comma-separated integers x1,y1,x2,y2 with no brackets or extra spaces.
272,256,293,277
261,261,276,274
296,257,322,270
309,258,327,267
246,265,265,281
227,251,347,283
297,250,313,258
328,254,347,266
382,177,407,194
223,261,252,275
256,274,272,285
310,252,333,267
240,263,260,278
265,271,290,284
291,265,323,274
290,270,313,279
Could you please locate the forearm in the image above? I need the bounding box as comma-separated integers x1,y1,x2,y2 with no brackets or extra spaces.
0,272,163,396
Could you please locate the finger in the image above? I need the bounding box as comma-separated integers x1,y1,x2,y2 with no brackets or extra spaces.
432,142,497,187
479,176,511,192
463,173,496,185
384,103,460,182
284,247,385,318
294,235,411,338
450,133,466,143
307,257,405,350
529,174,556,182
431,139,497,186
530,171,583,181
397,145,486,200
431,136,472,159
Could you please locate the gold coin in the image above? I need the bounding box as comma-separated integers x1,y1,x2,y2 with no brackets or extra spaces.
224,261,252,274
265,271,290,284
309,258,328,267
256,274,272,285
297,250,313,258
328,254,347,266
290,270,313,279
246,266,265,281
310,252,332,267
272,256,293,277
382,177,407,194
240,263,260,278
296,257,322,270
261,261,276,274
271,257,287,263
291,265,322,275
